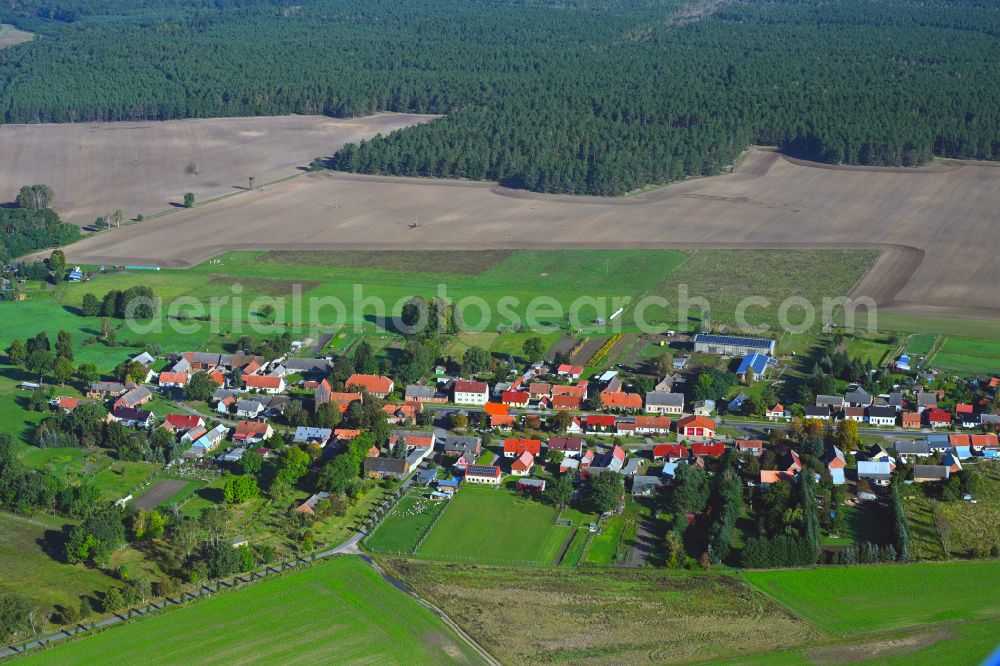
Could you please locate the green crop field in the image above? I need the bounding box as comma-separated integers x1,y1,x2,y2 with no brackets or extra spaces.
929,337,1000,375
416,486,569,565
745,561,1000,637
383,559,815,664
907,334,937,357
16,556,484,665
366,490,448,554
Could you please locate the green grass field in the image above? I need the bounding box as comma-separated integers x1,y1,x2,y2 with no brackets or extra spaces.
17,556,484,665
745,561,1000,637
930,337,1000,375
416,486,569,565
366,490,448,554
907,334,937,357
0,511,116,622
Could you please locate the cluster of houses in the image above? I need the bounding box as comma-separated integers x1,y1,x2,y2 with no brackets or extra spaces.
792,384,1000,430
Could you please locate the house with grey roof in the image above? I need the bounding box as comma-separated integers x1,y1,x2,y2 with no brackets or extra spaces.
816,395,845,410
631,475,664,496
645,391,684,415
894,439,930,462
913,465,949,482
845,388,873,407
283,357,334,375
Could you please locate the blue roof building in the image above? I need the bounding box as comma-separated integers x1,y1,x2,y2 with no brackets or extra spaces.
736,353,775,380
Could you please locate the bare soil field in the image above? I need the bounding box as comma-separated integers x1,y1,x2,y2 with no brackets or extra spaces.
0,24,33,48
0,113,432,224
133,479,186,510
52,148,1000,317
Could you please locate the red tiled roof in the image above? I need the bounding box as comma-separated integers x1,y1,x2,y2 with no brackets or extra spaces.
491,414,517,427
956,403,974,414
244,375,282,389
602,392,643,409
389,432,434,448
503,438,541,455
512,450,534,472
454,380,488,394
551,395,583,410
635,416,671,429
557,364,584,376
585,414,616,427
653,444,687,459
346,374,394,394
692,442,726,457
165,414,202,429
677,415,715,431
528,383,552,396
949,434,971,447
972,434,1000,448
927,408,952,423
735,439,763,451
502,390,530,404
551,384,587,398
57,397,80,410
334,429,362,441
548,437,583,452
234,421,270,437
158,372,189,385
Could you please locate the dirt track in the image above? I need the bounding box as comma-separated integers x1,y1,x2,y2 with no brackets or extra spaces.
51,146,1000,318
0,113,433,224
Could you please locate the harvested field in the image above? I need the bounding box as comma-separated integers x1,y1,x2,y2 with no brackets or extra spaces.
53,148,1000,318
0,23,32,48
0,113,433,225
133,479,188,510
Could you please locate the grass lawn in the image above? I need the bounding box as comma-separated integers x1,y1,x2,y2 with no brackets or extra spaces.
906,333,937,357
90,461,159,501
582,512,624,565
0,511,116,625
382,559,816,664
744,561,1000,637
821,502,893,547
366,490,447,554
930,337,1000,375
180,475,228,517
18,556,484,665
416,486,568,565
844,335,895,366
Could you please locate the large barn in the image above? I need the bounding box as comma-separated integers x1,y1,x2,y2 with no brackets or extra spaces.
693,334,776,356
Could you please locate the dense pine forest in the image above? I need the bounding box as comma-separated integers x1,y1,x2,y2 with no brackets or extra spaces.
1,0,999,194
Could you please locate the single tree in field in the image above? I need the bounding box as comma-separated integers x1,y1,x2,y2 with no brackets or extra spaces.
53,357,74,385
111,209,124,228
183,192,195,208
522,337,545,362
16,184,54,211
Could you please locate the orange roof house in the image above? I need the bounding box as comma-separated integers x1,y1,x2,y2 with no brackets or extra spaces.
484,402,509,417
602,392,643,411
511,450,535,475
158,372,189,387
503,438,541,457
552,395,583,410
243,375,285,393
345,374,394,397
676,415,716,439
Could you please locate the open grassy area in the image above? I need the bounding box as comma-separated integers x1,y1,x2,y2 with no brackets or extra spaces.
902,462,1000,560
91,461,159,501
0,511,115,623
652,249,879,330
907,333,937,357
382,558,815,664
745,561,1000,637
930,337,1000,375
17,556,484,665
366,489,447,554
416,486,568,565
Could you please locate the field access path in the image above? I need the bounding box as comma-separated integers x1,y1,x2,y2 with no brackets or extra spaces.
54,147,1000,318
